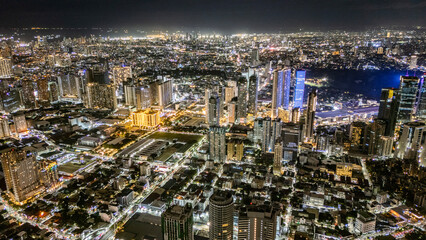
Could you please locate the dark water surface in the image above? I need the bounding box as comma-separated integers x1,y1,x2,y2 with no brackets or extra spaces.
307,69,421,100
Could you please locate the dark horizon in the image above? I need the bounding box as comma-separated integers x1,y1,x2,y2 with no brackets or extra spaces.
0,0,425,34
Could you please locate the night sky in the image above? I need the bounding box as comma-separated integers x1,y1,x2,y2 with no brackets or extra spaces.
0,0,425,33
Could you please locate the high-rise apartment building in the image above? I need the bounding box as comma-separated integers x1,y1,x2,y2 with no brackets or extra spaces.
58,74,81,99
273,138,283,175
237,77,248,121
395,122,426,160
0,117,10,138
247,75,258,118
0,148,42,203
0,58,13,78
271,69,291,119
86,83,117,110
112,66,132,85
349,121,367,152
162,204,194,240
303,89,317,140
227,139,244,161
208,95,221,126
208,126,227,163
282,123,301,161
124,84,151,109
238,205,278,240
13,114,27,134
365,119,387,155
209,190,234,240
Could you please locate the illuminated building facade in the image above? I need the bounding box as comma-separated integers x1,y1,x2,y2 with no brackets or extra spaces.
397,76,419,122
0,58,12,78
0,148,42,203
13,114,27,134
209,191,234,240
86,83,117,110
132,108,161,128
208,126,226,163
227,139,244,161
293,70,306,109
237,206,278,240
112,66,132,85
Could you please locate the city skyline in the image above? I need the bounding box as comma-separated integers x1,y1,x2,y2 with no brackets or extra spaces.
0,2,425,239
0,0,425,33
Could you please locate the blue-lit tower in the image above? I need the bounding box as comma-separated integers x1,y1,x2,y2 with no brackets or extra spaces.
293,70,306,109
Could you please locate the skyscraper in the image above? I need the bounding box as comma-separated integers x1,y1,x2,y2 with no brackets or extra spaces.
395,122,426,160
227,139,244,161
224,86,236,104
366,119,387,155
293,70,306,109
282,123,301,161
158,79,173,108
0,58,13,79
209,190,234,240
0,116,10,138
208,95,221,126
416,76,426,119
48,81,59,103
20,78,36,109
86,83,117,110
162,204,194,240
349,121,367,152
58,74,81,99
397,76,419,122
410,56,418,69
303,89,317,140
378,88,399,136
228,97,238,124
237,77,248,121
0,148,42,203
250,48,259,66
261,117,272,152
124,83,151,109
270,118,282,152
273,138,283,175
237,205,278,240
13,114,27,134
272,68,291,119
271,70,284,119
112,66,132,85
247,75,258,118
208,126,227,163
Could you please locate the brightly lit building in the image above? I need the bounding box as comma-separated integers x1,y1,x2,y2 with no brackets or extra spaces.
293,70,306,109
132,108,161,128
0,148,43,203
0,57,12,78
